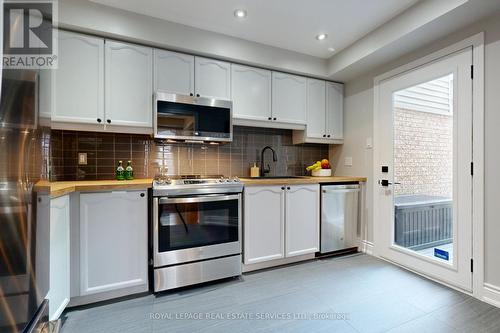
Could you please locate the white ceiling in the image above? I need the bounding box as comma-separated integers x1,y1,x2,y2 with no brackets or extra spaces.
89,0,419,58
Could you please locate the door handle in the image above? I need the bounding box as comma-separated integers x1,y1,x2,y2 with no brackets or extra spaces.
378,179,401,187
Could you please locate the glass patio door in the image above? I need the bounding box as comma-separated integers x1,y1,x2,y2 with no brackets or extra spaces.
374,47,473,292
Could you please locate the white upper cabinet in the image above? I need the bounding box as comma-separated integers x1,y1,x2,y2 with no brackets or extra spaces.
244,186,285,265
154,49,194,95
272,72,307,125
49,30,345,138
38,69,53,126
326,82,344,140
54,31,104,125
306,79,326,139
231,64,272,121
79,191,148,296
105,41,153,129
195,57,231,100
293,80,344,144
285,185,320,257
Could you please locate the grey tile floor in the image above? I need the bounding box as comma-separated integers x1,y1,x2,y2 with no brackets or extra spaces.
60,254,500,333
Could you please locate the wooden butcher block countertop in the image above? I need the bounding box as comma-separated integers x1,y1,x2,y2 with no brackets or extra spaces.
48,179,153,198
240,176,367,186
44,176,367,198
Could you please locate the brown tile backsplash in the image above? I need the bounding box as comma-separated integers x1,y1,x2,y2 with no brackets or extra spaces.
49,126,329,181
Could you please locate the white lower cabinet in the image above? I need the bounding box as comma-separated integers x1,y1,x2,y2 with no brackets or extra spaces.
244,184,319,266
78,191,148,298
48,195,70,320
285,185,320,257
244,186,285,264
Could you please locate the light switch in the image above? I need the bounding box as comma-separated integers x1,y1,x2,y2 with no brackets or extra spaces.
78,153,88,165
345,156,353,167
366,137,373,149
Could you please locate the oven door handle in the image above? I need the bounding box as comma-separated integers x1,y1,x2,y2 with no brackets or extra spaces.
158,194,240,205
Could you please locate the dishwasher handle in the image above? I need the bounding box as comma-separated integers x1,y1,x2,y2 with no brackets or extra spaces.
322,188,360,194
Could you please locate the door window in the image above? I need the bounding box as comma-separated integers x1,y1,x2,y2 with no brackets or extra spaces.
392,74,454,263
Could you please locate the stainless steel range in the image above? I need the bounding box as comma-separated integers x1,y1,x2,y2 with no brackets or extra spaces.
152,175,243,292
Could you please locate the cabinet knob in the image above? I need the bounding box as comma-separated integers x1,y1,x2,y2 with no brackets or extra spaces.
287,187,291,190
323,134,326,138
97,118,102,123
107,119,111,124
268,117,272,120
281,186,285,190
196,94,200,97
190,93,194,96
273,118,277,121
140,193,145,197
327,135,331,138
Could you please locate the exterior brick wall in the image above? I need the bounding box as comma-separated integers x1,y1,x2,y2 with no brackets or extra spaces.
394,107,453,197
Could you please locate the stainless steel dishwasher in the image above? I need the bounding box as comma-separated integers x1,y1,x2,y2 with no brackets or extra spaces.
320,184,360,254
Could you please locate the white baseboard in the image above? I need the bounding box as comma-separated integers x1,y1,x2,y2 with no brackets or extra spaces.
242,253,315,272
50,297,69,321
483,283,500,308
68,284,148,307
359,240,374,255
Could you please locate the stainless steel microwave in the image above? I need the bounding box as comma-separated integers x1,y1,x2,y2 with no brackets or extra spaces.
154,92,233,143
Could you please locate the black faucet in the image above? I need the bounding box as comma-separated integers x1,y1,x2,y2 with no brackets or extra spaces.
260,146,278,177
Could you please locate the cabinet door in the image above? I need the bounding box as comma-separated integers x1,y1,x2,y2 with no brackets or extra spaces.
54,31,104,125
272,72,307,125
286,184,320,257
48,195,70,320
79,191,148,296
154,49,194,95
326,82,344,140
195,57,231,100
306,79,326,138
244,186,285,264
231,64,271,121
105,41,153,128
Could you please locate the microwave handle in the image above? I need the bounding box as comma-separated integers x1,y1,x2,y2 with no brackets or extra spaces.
158,194,240,205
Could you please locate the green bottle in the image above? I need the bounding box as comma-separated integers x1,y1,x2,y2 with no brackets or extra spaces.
125,160,134,180
116,160,125,180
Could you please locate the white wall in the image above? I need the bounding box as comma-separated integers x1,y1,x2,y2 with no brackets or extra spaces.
331,10,500,289
58,0,328,78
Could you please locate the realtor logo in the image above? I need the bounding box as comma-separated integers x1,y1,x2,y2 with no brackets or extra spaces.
3,0,58,68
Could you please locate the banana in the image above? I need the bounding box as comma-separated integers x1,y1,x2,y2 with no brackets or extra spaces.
306,162,322,171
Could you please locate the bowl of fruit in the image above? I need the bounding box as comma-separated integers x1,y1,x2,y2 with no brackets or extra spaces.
306,159,332,177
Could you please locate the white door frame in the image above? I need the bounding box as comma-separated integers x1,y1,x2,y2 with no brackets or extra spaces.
373,33,484,299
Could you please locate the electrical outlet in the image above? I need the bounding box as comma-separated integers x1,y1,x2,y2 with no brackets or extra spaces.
78,153,88,165
345,156,353,167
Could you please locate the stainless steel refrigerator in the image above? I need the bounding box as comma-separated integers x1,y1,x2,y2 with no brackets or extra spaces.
0,68,51,332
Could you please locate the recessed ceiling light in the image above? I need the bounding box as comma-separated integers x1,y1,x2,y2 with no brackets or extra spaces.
316,33,328,41
327,47,336,52
234,9,247,19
